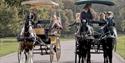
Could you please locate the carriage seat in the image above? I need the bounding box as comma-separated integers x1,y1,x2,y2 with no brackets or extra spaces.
33,27,45,35
33,28,50,44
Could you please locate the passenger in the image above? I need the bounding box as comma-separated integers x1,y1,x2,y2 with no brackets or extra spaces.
76,13,81,24
51,15,63,35
69,13,81,26
98,13,107,34
80,4,97,23
106,11,115,26
51,15,62,29
69,13,81,34
106,11,117,37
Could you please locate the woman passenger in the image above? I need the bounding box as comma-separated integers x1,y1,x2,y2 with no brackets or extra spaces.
51,15,63,35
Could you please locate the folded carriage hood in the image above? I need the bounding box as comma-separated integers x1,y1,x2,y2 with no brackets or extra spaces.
75,0,115,6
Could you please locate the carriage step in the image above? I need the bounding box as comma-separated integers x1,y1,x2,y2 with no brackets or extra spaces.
75,51,103,54
33,49,41,50
90,50,103,54
35,44,51,46
34,46,50,50
91,52,103,54
33,48,50,50
33,52,51,55
91,48,103,50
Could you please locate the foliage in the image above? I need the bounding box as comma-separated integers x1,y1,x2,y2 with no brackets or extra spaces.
1,0,125,37
4,0,26,7
0,1,20,37
37,8,50,20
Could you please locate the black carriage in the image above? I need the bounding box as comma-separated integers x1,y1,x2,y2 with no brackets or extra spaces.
74,0,117,63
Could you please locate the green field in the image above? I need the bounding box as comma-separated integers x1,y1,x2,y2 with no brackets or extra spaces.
117,34,125,59
0,38,18,57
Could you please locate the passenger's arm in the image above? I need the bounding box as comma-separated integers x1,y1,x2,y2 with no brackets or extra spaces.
80,12,83,22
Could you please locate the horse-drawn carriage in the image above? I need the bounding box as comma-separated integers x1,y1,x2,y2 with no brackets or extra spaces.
17,0,61,63
74,0,117,63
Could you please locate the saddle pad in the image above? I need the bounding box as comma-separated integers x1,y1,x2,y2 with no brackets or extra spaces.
33,28,45,35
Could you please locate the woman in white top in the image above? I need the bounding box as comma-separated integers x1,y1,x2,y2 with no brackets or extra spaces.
51,14,63,35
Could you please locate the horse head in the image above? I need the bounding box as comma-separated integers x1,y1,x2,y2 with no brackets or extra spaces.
103,25,117,39
20,12,36,42
79,20,94,40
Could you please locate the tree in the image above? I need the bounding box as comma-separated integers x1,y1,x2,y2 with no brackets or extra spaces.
0,0,20,37
65,9,74,22
4,0,26,7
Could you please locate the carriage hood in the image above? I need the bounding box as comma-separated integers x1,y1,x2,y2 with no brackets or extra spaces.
75,0,115,6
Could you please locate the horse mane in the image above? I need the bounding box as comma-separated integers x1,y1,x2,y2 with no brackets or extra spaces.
79,23,89,34
24,19,31,37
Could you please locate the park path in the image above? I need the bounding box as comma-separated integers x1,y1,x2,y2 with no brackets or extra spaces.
0,40,124,63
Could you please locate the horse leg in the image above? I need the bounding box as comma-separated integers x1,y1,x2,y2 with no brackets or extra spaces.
81,56,85,63
25,50,33,63
87,50,91,63
104,56,108,63
87,41,91,63
109,38,115,63
27,50,33,63
82,54,86,63
108,50,113,63
19,50,25,63
103,50,108,63
78,55,81,63
81,56,84,63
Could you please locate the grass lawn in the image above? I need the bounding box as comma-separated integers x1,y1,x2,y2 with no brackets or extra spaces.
0,38,18,57
117,34,125,59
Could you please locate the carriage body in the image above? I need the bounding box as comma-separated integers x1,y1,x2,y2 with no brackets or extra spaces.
74,0,117,63
17,0,61,63
33,26,60,44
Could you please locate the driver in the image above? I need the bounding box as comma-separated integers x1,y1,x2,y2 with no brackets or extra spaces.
77,4,96,35
80,4,97,23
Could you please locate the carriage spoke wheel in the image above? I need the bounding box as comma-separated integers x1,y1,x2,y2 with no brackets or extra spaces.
55,38,61,62
50,44,54,63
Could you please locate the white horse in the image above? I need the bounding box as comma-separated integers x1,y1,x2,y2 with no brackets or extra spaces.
18,12,36,63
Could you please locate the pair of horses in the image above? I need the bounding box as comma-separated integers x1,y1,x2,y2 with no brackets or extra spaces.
76,20,117,63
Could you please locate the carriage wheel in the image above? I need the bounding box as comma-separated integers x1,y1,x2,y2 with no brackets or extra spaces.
50,44,54,63
55,38,61,61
